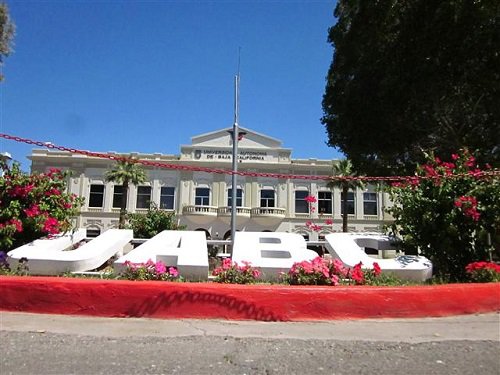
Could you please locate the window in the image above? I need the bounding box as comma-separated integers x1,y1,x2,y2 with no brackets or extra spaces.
363,192,378,215
340,192,355,215
136,186,151,209
318,191,332,214
88,184,104,208
295,190,309,213
86,227,101,238
260,189,275,208
227,188,243,207
195,187,210,206
112,185,124,208
160,187,175,210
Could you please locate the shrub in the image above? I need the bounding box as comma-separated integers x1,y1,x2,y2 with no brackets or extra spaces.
284,257,385,286
126,203,185,239
212,258,261,284
465,261,500,283
0,162,84,252
387,150,500,281
121,259,181,281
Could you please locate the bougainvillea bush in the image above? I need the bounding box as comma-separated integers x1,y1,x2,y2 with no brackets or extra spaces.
121,259,181,281
0,162,83,252
283,257,386,286
387,150,500,281
465,261,500,283
212,258,261,284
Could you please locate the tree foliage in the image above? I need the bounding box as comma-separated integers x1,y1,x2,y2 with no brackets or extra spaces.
327,159,364,232
0,2,15,81
322,0,500,175
126,203,185,239
386,150,500,281
0,162,83,252
105,157,147,229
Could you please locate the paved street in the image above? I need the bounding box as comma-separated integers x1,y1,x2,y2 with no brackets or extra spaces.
1,312,499,374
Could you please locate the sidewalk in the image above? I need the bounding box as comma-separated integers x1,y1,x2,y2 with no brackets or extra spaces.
1,311,499,343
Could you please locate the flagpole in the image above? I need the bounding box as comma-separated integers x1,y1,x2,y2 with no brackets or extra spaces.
230,72,239,252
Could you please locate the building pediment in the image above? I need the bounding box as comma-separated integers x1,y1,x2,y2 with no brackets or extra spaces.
189,126,282,149
180,127,291,163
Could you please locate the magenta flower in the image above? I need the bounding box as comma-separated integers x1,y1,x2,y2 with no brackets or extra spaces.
10,219,23,233
304,195,317,203
155,261,167,275
42,217,60,234
169,267,179,277
24,204,41,218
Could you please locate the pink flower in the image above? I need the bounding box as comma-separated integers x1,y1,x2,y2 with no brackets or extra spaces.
221,258,233,270
325,219,333,225
304,195,317,203
451,154,459,160
252,269,261,278
330,274,339,286
168,267,179,277
155,261,167,275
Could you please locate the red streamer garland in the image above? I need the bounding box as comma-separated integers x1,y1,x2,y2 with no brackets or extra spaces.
1,133,498,183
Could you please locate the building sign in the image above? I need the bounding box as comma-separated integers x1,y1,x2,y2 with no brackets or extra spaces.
193,149,269,161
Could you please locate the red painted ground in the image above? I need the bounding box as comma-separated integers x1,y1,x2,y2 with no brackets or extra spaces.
1,276,499,321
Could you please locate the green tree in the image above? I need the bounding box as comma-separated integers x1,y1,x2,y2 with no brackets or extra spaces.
387,150,500,281
327,159,364,232
105,157,147,229
127,203,185,239
0,2,15,81
322,0,500,176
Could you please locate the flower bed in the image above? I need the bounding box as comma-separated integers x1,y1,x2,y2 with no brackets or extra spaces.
1,276,498,321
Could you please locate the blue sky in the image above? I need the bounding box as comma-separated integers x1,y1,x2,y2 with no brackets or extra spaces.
1,0,341,171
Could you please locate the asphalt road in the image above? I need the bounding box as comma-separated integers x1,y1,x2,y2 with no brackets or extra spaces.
1,312,499,375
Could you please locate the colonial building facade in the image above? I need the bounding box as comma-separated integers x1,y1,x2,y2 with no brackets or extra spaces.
29,127,393,240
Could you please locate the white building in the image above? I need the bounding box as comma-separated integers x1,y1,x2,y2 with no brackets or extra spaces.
29,127,393,240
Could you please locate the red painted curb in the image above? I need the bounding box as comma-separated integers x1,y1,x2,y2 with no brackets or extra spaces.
1,276,499,321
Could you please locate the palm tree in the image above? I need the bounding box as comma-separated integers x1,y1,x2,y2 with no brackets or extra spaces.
327,159,364,232
105,157,147,228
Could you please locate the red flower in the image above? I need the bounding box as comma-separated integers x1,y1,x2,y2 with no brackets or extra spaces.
325,218,334,225
10,219,23,233
47,168,61,177
351,262,365,285
373,262,381,277
24,204,41,218
465,156,476,168
43,217,60,234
